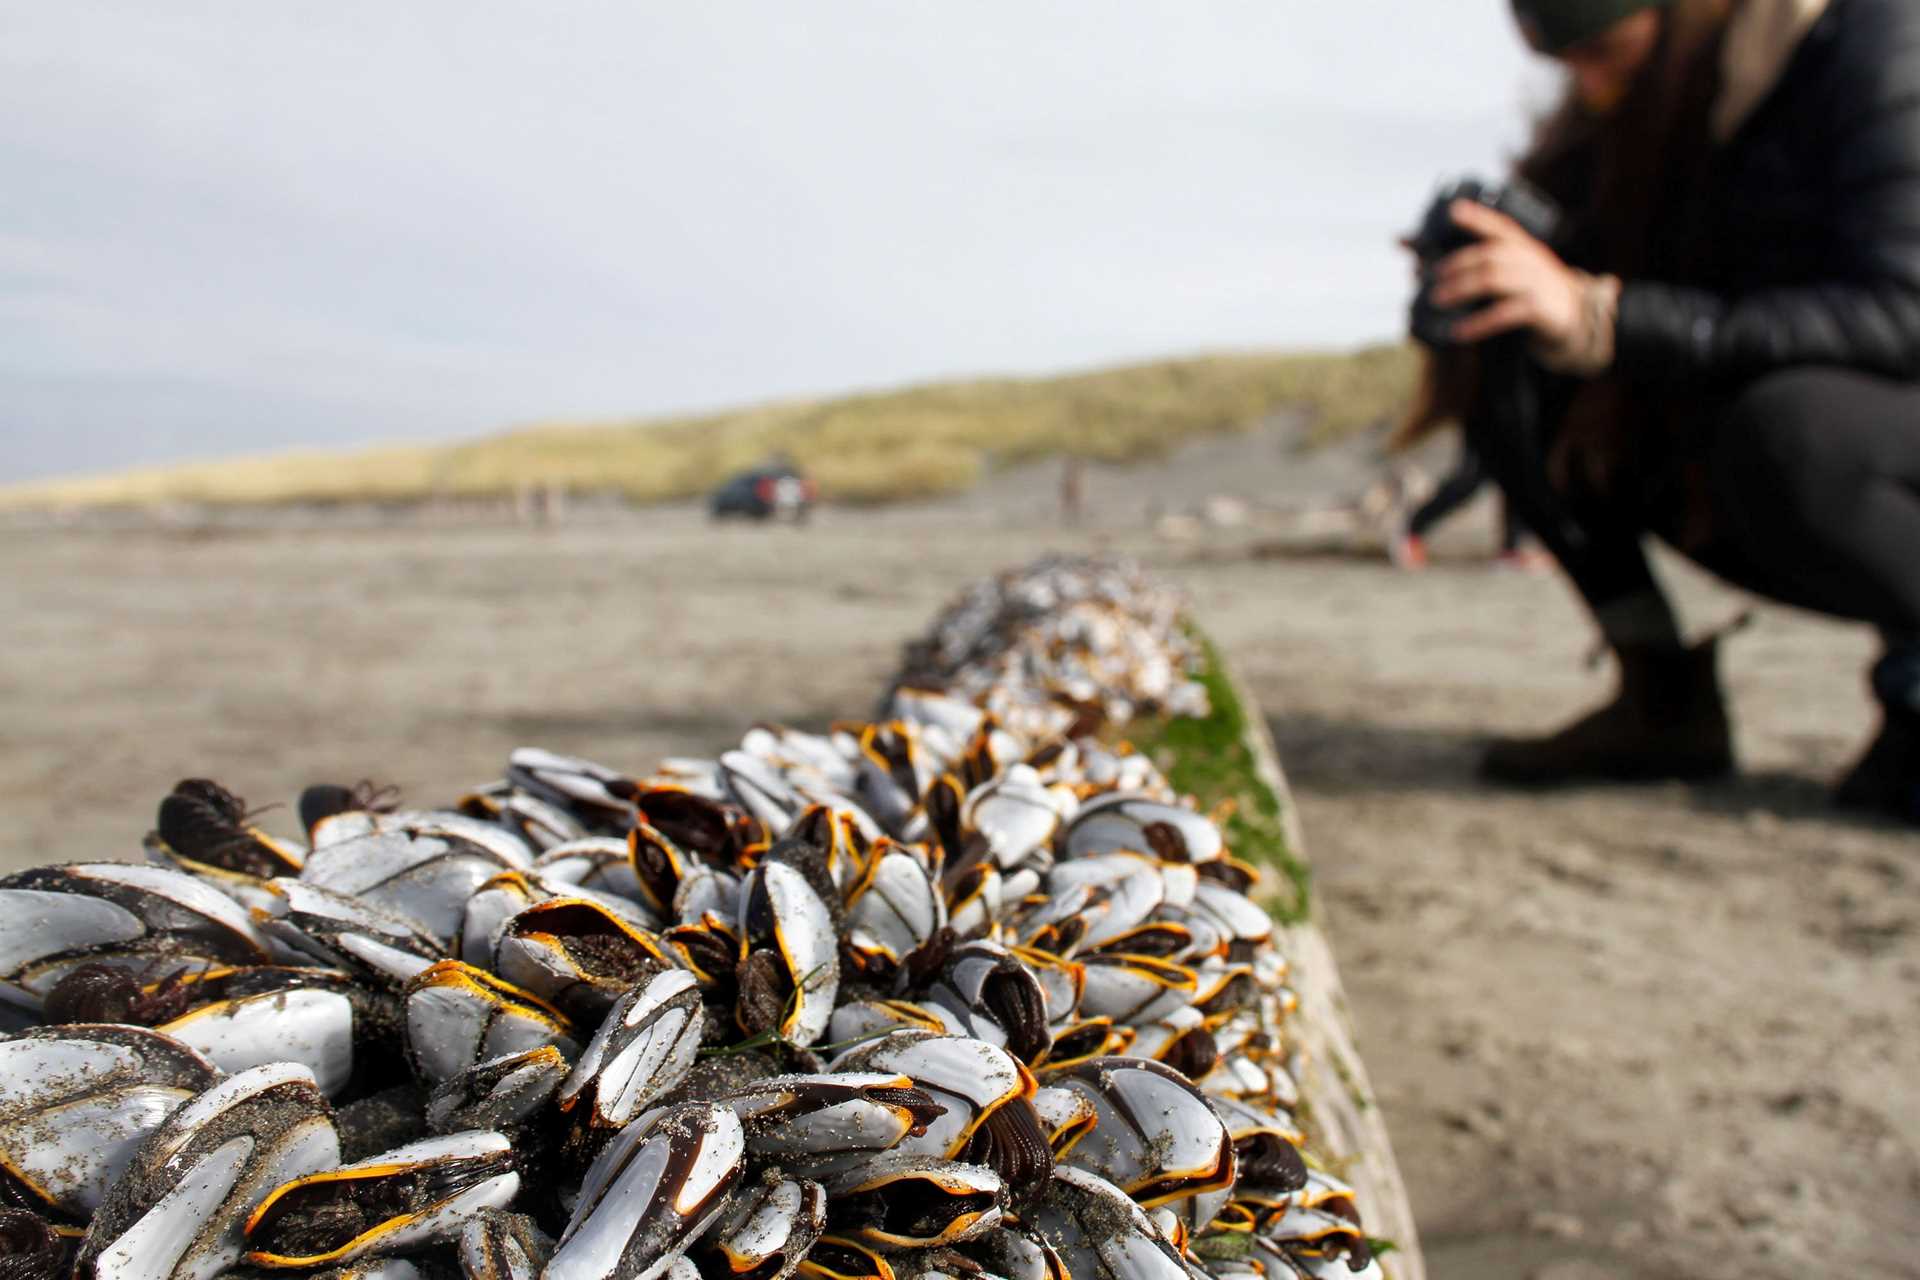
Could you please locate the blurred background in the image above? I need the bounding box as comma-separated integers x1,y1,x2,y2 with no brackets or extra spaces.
3,1,1530,491
3,6,1916,1280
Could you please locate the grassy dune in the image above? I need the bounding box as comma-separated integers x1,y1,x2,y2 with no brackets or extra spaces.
2,345,1417,511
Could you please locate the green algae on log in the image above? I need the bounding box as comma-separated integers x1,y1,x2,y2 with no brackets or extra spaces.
1125,628,1427,1280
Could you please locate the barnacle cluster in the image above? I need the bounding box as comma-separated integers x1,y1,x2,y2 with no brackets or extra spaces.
898,555,1211,734
0,560,1379,1280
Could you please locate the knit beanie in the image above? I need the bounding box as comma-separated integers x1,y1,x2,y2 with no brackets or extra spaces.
1511,0,1675,53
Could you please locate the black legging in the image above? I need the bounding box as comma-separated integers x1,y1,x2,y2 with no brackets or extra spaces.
1407,444,1525,552
1468,360,1920,641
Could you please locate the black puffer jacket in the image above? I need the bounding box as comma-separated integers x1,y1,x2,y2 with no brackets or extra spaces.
1615,0,1920,388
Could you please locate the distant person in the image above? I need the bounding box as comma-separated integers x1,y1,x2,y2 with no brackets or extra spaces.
1401,0,1920,822
1061,455,1086,526
1388,435,1548,571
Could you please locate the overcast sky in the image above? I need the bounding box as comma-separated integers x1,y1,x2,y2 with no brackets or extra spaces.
1,3,1543,483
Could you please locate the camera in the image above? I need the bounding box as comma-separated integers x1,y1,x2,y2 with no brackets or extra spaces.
1407,176,1563,348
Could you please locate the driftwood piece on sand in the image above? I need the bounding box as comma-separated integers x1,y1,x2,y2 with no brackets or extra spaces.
1136,644,1425,1280
1230,660,1425,1280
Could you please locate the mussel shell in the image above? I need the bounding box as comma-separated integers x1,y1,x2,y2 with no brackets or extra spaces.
1074,954,1196,1026
1246,1226,1379,1280
1037,1019,1131,1072
458,1208,552,1280
794,1236,894,1280
842,853,944,980
0,1026,219,1220
1046,1058,1235,1211
492,901,673,1023
402,961,578,1086
426,1047,570,1137
689,1176,825,1280
1003,946,1082,1028
718,1073,945,1169
504,750,638,834
243,1131,518,1268
1121,1008,1218,1083
459,875,545,971
302,825,529,947
853,724,931,835
824,1156,1003,1251
1063,795,1224,866
1028,1087,1098,1161
885,691,987,753
960,768,1062,872
1188,882,1273,950
826,1036,1021,1159
637,780,761,864
0,864,272,1011
923,942,1050,1067
76,1063,342,1280
672,868,741,932
626,823,693,922
164,966,398,1045
954,1223,1067,1280
661,919,739,992
942,864,1001,940
1019,1167,1189,1280
1285,1168,1362,1221
535,841,648,906
556,969,704,1132
159,986,357,1098
825,1001,947,1046
259,880,443,988
458,786,586,854
5,864,270,955
1036,858,1166,957
1205,1098,1307,1198
719,751,804,839
737,864,839,1048
826,1036,1051,1201
736,729,859,796
547,1103,744,1280
460,869,655,974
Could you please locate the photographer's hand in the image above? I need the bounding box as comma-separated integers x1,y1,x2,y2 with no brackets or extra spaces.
1428,200,1585,347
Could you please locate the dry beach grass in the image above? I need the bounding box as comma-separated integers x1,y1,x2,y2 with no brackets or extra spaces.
0,346,1416,510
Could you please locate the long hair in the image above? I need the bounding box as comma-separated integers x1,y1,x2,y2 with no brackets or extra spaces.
1392,0,1734,451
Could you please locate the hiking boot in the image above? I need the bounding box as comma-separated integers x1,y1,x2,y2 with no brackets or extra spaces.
1834,649,1920,823
1480,638,1736,786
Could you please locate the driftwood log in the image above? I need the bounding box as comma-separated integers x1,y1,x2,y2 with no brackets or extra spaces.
1137,641,1426,1280
1232,662,1426,1280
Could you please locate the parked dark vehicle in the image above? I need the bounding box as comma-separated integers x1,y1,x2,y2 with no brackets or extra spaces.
709,462,817,522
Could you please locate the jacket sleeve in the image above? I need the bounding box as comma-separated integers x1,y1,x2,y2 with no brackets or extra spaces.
1614,4,1920,387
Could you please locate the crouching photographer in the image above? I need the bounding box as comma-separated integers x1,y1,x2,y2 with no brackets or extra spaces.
1403,0,1920,823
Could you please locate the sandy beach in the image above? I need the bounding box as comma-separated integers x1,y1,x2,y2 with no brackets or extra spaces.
4,427,1915,1279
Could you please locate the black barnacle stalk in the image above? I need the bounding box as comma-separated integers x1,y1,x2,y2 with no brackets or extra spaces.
41,961,201,1026
156,777,303,878
0,1209,69,1280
